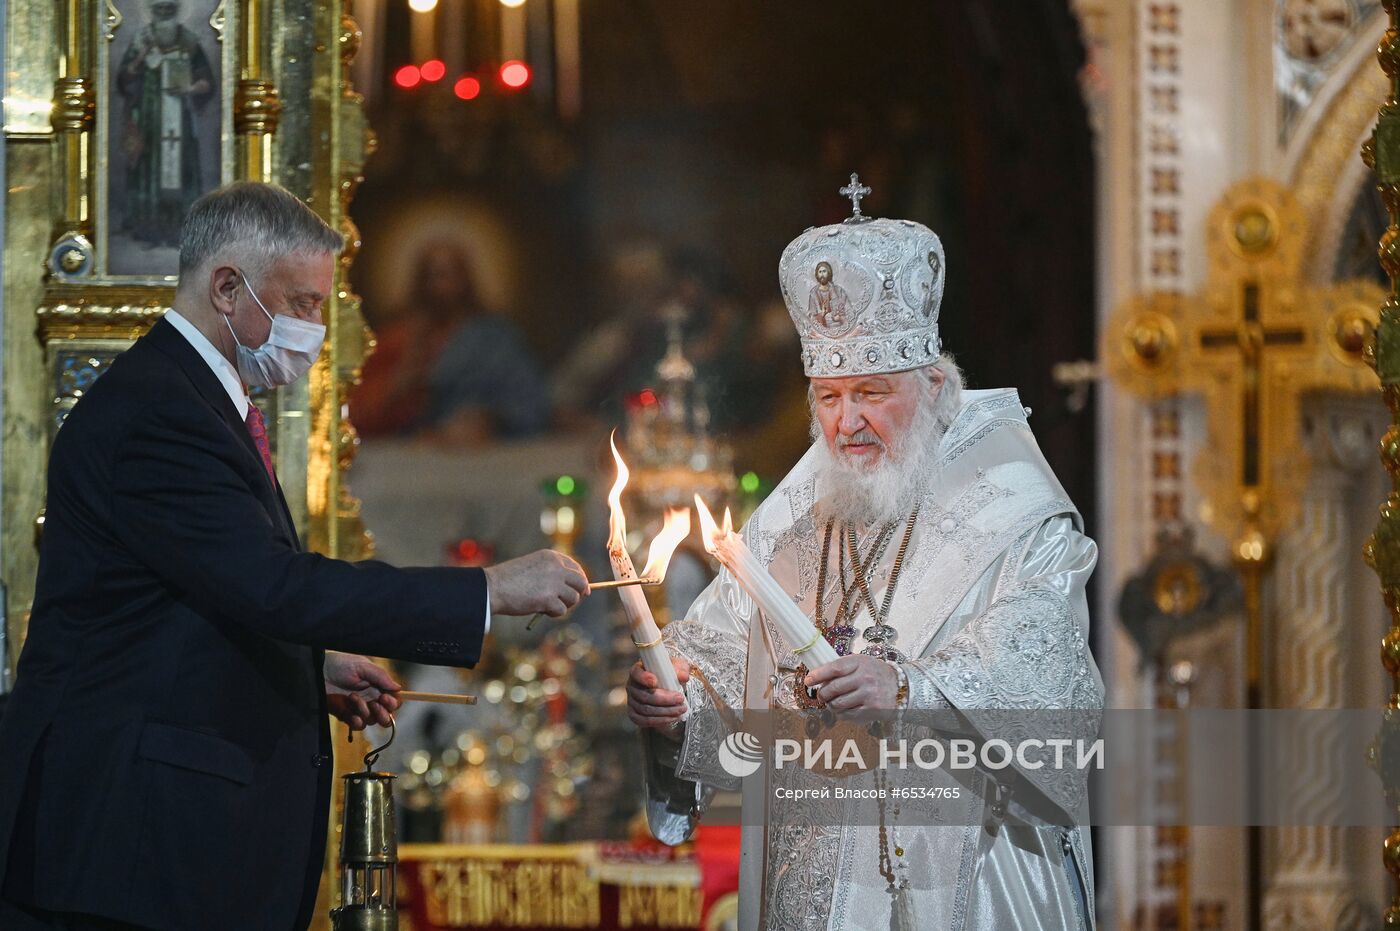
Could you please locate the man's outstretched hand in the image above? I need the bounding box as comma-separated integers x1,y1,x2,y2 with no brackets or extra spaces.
325,651,402,730
483,549,589,618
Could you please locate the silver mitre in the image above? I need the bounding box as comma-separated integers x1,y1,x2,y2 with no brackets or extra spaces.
779,173,945,378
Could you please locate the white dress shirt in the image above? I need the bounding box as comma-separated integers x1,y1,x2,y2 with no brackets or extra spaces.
162,309,493,632
164,309,248,419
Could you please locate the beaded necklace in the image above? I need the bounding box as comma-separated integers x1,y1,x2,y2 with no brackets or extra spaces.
814,507,920,661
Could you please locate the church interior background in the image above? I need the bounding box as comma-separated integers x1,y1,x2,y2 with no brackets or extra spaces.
3,0,1400,927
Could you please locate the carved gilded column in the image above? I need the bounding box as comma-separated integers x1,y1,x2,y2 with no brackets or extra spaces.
1362,2,1400,924
309,2,373,926
234,0,280,181
304,0,371,561
53,0,96,248
1267,399,1377,930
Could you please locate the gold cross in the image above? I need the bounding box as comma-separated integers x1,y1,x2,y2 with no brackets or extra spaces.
1195,280,1306,504
1107,178,1382,547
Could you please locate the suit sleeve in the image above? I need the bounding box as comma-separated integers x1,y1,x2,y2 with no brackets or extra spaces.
108,399,488,666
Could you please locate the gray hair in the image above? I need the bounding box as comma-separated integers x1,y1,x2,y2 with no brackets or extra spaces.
928,353,964,432
178,181,343,281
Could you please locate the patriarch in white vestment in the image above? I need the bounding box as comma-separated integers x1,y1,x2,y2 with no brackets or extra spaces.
626,179,1101,931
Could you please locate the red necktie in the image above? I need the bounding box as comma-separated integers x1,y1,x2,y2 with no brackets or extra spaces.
244,404,277,484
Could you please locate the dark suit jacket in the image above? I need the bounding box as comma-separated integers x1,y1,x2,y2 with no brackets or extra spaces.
0,317,488,930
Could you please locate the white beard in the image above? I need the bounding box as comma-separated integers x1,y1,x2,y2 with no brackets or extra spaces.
811,384,957,528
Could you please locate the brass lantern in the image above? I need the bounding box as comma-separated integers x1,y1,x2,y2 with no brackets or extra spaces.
331,722,400,931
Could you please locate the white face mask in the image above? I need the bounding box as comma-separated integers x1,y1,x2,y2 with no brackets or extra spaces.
223,272,326,387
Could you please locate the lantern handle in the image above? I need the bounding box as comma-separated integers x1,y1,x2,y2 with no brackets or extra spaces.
363,714,396,772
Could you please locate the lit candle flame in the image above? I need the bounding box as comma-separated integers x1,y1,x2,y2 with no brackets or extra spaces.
694,494,719,551
609,432,693,580
607,431,630,551
640,507,691,580
693,495,733,554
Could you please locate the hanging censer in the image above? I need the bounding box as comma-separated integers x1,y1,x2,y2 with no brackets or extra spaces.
330,718,400,931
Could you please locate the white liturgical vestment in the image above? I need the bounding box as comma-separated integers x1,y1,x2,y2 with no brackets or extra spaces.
642,389,1101,930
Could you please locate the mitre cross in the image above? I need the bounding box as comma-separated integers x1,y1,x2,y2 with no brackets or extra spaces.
840,173,872,222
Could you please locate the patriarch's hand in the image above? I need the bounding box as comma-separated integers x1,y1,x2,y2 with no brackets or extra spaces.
803,654,897,714
626,658,690,729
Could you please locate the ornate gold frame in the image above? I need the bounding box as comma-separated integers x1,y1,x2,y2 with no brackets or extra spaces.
1363,3,1400,924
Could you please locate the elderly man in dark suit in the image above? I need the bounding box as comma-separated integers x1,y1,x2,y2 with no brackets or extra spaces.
0,181,589,930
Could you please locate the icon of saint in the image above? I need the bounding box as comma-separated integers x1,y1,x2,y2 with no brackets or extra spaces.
808,261,852,330
116,0,215,247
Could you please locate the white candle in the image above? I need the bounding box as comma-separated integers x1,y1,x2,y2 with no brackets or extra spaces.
695,496,839,667
609,541,685,700
605,435,685,710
